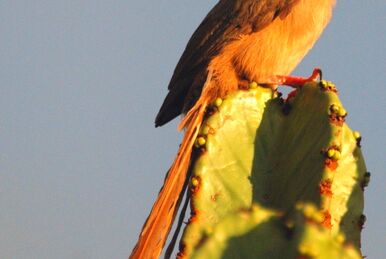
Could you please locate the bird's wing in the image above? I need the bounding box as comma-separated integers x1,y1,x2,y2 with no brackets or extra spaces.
155,0,300,126
169,0,299,90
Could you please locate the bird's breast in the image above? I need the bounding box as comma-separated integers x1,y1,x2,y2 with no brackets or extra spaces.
230,0,335,82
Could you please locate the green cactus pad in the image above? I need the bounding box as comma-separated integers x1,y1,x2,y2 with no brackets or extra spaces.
180,82,366,257
189,204,361,259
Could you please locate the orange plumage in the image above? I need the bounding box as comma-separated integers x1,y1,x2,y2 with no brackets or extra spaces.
130,1,336,258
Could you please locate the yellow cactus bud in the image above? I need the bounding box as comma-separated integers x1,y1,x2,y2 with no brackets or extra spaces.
332,150,341,160
329,104,340,114
320,80,328,89
191,177,199,187
327,149,336,158
303,204,316,218
196,137,206,147
249,81,258,89
338,107,347,117
201,125,210,135
336,233,346,244
353,131,361,140
214,98,223,107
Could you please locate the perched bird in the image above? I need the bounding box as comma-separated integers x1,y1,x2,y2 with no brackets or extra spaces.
130,1,336,258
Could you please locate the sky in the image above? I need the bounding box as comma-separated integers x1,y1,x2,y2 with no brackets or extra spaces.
1,1,385,258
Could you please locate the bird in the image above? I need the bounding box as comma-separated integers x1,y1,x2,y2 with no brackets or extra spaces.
130,1,336,258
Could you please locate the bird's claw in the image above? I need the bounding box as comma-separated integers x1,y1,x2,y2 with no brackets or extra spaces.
262,68,323,88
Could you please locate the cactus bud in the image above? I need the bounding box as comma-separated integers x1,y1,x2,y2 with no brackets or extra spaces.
327,149,336,158
191,177,200,187
249,81,258,89
336,233,346,244
353,131,362,147
320,80,328,89
329,104,340,114
320,80,337,92
338,107,347,117
332,150,341,160
201,125,210,135
214,98,223,107
195,136,206,147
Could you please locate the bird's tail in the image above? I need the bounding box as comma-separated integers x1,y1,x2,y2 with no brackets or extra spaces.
129,73,212,259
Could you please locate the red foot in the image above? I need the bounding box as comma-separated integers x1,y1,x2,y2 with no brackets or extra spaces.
266,68,322,88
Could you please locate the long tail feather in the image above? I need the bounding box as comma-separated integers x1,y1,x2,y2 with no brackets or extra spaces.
129,72,212,259
164,181,191,259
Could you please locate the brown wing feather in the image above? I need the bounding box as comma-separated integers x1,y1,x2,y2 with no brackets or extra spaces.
155,0,300,126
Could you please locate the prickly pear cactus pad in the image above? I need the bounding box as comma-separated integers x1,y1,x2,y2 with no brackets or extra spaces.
179,81,367,257
189,204,361,259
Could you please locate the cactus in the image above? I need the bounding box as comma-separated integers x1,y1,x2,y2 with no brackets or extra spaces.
178,81,367,258
189,204,361,259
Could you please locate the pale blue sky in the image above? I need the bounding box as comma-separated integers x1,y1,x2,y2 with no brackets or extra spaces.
1,1,385,258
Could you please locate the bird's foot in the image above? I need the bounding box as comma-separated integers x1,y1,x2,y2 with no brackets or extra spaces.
264,67,322,88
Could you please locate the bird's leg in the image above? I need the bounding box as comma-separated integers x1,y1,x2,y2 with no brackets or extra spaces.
241,68,322,93
274,68,322,88
262,68,322,87
262,68,322,100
